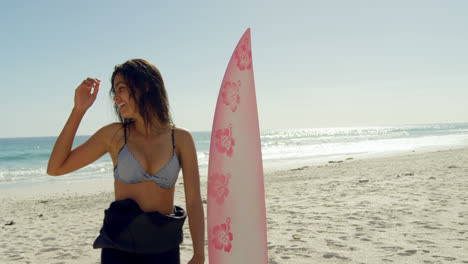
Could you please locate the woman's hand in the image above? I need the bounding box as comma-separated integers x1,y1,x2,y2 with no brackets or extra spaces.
74,77,100,112
188,253,205,264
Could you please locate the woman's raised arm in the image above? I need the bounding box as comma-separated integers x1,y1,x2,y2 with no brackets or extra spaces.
47,78,109,176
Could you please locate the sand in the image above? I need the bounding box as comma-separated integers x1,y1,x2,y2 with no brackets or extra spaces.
1,147,467,263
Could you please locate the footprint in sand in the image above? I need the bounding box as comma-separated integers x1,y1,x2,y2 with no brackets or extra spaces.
432,255,457,262
7,255,24,261
40,247,61,253
40,237,56,242
323,252,350,261
325,239,347,249
397,249,417,256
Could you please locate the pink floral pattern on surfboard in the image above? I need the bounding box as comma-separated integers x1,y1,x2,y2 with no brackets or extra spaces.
215,124,235,157
212,218,233,252
208,173,231,206
234,33,252,71
221,80,241,112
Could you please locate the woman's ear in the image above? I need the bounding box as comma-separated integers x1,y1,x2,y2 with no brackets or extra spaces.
145,82,150,93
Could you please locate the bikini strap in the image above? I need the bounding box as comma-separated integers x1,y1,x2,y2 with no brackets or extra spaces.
171,126,175,149
123,122,127,144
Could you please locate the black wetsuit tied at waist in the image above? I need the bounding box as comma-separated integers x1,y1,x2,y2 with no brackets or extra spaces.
93,199,186,254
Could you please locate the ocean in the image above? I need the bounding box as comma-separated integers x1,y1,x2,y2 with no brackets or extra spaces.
1,123,468,189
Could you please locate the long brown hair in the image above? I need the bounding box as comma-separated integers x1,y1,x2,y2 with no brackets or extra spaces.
110,59,173,129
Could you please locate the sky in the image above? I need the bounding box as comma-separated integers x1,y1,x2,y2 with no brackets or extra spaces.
1,0,467,138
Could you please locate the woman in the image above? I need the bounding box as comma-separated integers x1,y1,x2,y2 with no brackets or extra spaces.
47,59,205,264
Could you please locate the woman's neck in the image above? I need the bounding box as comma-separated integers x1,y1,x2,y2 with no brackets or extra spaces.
131,117,171,138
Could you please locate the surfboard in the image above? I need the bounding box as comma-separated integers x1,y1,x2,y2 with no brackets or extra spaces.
207,28,268,263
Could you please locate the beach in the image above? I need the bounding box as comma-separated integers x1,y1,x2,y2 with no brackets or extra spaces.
1,147,467,264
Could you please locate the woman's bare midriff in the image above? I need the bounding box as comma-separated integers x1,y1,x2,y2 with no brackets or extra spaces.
114,179,176,214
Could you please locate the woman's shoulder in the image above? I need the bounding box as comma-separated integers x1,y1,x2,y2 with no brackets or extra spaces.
98,123,127,152
172,127,195,146
172,127,197,161
173,126,192,138
94,123,125,143
100,122,125,134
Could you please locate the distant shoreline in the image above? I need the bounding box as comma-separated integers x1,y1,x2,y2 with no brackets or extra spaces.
1,144,467,197
2,123,468,190
2,122,468,139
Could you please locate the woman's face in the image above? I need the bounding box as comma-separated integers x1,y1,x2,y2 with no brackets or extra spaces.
113,73,139,120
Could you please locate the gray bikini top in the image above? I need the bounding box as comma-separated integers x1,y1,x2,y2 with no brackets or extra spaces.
114,123,180,189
